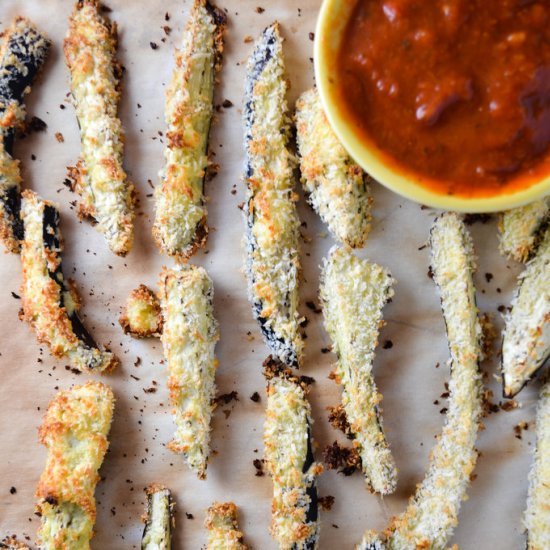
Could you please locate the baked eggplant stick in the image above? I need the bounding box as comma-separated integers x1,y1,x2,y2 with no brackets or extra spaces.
159,265,219,479
320,246,397,494
502,225,550,397
264,357,323,550
0,17,49,254
142,484,175,550
499,197,550,263
205,502,248,550
525,379,550,550
64,0,135,256
153,0,226,261
243,23,303,368
295,89,372,248
35,381,114,549
20,190,118,373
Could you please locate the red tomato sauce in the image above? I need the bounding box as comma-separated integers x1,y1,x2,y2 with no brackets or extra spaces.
336,0,550,197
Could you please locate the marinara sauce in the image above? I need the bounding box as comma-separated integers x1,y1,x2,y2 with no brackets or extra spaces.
337,0,550,197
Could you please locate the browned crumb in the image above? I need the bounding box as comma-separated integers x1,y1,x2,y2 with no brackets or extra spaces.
214,391,239,406
55,132,65,143
514,421,529,439
501,400,519,412
250,391,261,403
323,441,362,476
252,458,264,477
243,35,253,43
318,495,335,511
327,404,353,439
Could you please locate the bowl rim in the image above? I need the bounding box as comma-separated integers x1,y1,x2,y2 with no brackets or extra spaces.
314,0,550,213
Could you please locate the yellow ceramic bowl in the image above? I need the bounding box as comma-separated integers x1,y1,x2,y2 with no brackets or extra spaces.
314,0,550,213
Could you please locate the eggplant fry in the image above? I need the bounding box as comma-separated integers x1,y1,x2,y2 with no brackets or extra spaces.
320,246,397,494
20,190,118,373
295,89,372,248
0,537,31,550
499,197,550,263
205,502,248,550
502,226,550,397
153,0,226,261
379,212,482,549
525,379,550,550
264,357,322,550
36,381,114,549
0,17,49,254
119,284,163,338
142,484,175,550
243,23,303,368
64,0,136,256
158,265,219,479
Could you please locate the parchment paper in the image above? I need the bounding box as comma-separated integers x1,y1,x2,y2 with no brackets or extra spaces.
0,1,540,548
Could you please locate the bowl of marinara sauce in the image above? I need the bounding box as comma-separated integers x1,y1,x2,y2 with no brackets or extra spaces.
314,0,550,212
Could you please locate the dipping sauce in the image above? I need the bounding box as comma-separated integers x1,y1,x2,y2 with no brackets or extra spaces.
337,0,550,197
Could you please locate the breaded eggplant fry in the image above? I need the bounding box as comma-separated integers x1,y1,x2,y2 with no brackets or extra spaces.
142,484,175,550
119,284,163,338
64,0,135,256
36,381,114,549
153,0,226,261
502,226,550,397
0,17,49,253
20,190,118,373
0,537,31,550
499,197,550,262
243,23,303,368
158,265,219,479
205,502,248,550
295,89,372,248
264,357,322,550
380,213,482,549
320,246,397,494
525,379,550,550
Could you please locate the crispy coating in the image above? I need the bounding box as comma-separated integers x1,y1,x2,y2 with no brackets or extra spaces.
36,381,114,550
499,197,550,262
243,23,303,368
153,0,226,261
295,89,372,248
264,357,322,549
119,284,163,338
502,226,550,397
320,246,397,494
0,17,49,253
205,502,248,550
20,190,118,373
64,0,136,256
525,379,550,550
142,484,175,550
159,265,219,478
0,537,31,550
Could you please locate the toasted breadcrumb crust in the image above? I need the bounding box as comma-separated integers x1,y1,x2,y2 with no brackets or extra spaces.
159,265,219,479
119,284,163,338
320,246,397,494
502,226,550,397
36,381,114,550
295,89,372,248
0,537,31,550
525,379,550,550
20,190,118,373
64,0,136,256
0,17,49,253
264,357,322,549
142,484,175,550
381,213,482,550
499,197,550,262
243,23,303,368
205,502,248,550
153,0,226,261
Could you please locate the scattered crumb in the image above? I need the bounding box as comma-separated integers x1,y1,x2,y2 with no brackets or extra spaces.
250,391,261,403
323,441,361,476
253,458,265,477
55,132,64,143
318,495,335,511
214,391,239,406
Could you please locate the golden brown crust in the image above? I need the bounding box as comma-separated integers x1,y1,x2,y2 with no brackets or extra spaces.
119,284,163,338
205,502,248,549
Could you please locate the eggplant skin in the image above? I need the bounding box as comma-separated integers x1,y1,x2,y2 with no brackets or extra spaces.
243,23,303,369
64,0,136,257
264,357,322,550
0,17,50,254
142,484,175,550
320,245,397,494
524,379,550,550
36,381,114,550
153,0,226,261
20,190,119,373
205,502,248,550
501,226,550,398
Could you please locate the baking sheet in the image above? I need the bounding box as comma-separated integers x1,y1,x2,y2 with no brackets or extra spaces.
0,0,541,548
